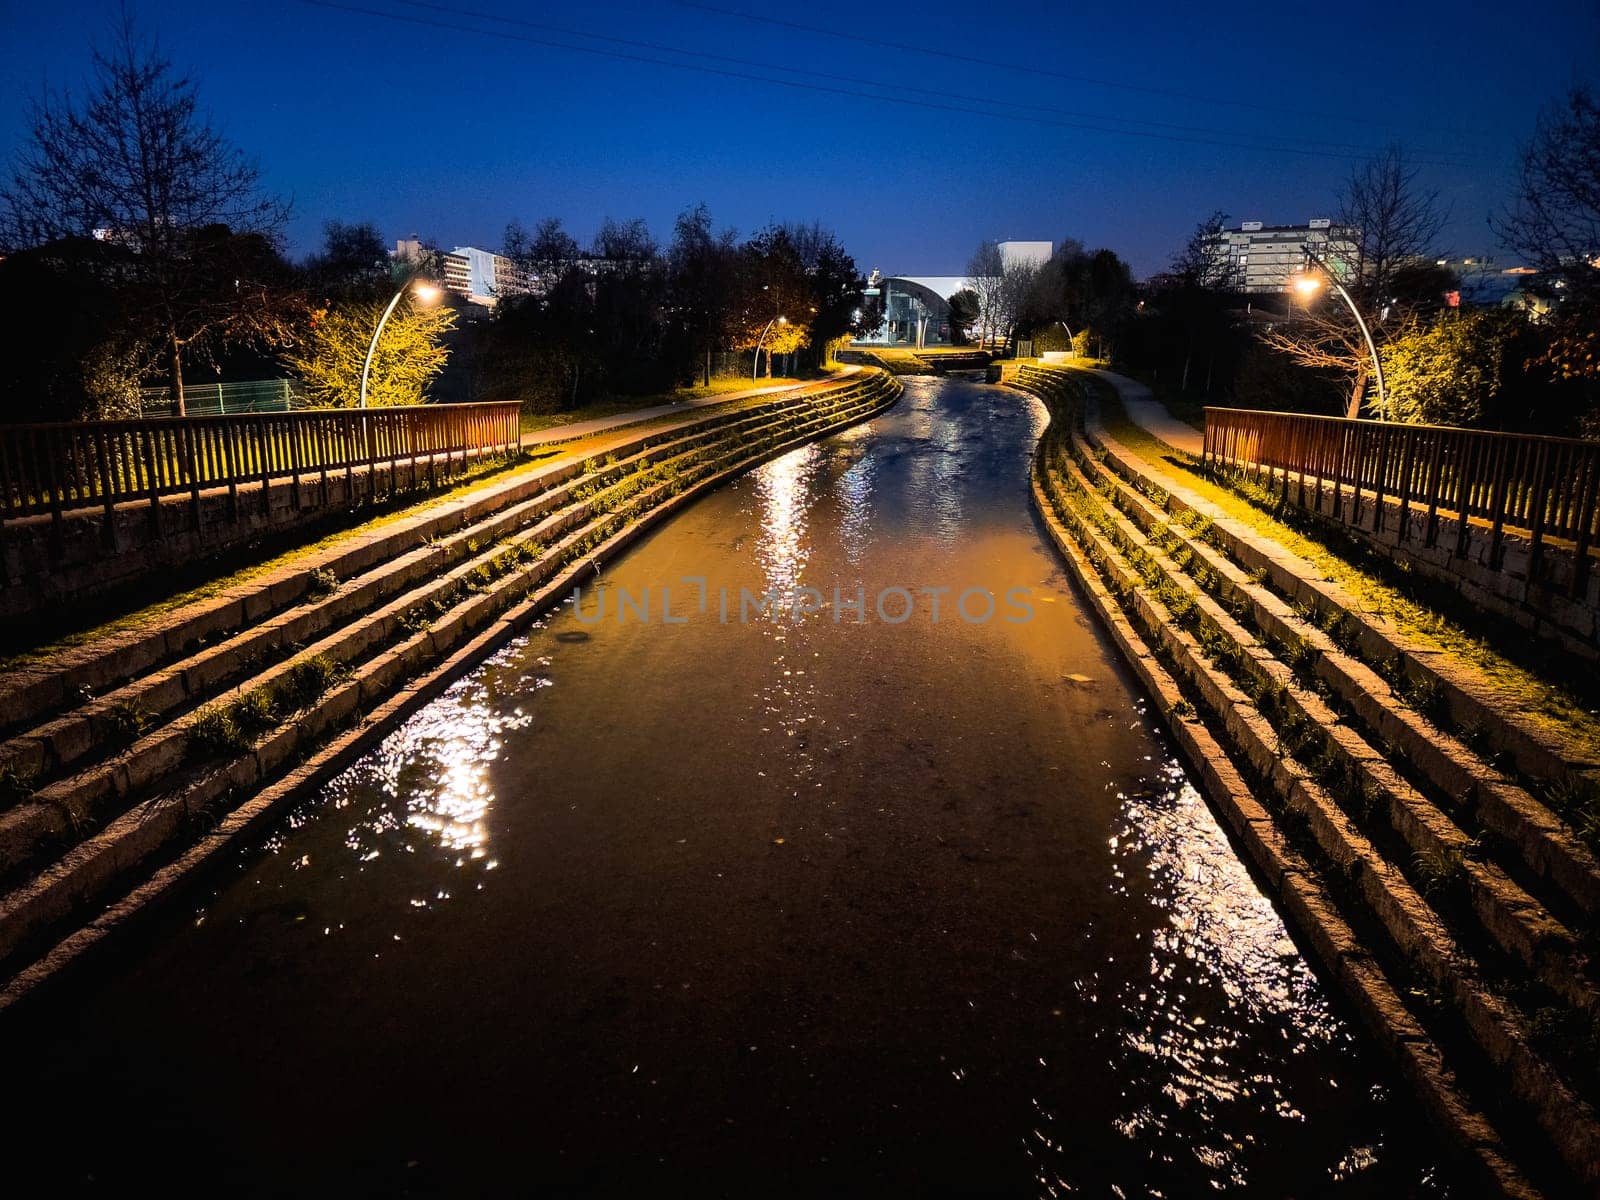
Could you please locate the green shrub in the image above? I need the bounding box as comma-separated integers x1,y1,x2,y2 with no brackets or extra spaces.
276,654,342,712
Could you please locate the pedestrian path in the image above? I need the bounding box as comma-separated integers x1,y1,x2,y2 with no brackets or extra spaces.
522,368,861,450
1084,368,1203,455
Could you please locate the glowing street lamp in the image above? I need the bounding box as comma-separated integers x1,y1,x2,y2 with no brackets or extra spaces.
753,314,787,382
360,280,443,409
1291,261,1389,420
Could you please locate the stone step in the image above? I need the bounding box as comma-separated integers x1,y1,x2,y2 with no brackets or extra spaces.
1066,430,1600,1009
1079,421,1600,924
0,377,871,738
0,382,891,888
0,378,900,996
0,385,870,795
1089,420,1600,789
1027,447,1543,1200
1038,440,1599,1195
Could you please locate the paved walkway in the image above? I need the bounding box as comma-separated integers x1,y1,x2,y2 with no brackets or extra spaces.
522,368,861,450
1084,368,1203,456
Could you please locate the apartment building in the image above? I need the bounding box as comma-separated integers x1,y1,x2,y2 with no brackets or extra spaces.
1208,219,1357,293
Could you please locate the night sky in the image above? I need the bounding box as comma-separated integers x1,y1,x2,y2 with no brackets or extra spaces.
3,0,1596,277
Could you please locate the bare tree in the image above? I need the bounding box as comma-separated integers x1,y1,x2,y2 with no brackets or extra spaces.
998,259,1039,351
1499,86,1600,298
1260,145,1448,416
966,241,1006,348
1168,212,1241,392
1498,86,1600,406
668,204,738,385
1,11,290,414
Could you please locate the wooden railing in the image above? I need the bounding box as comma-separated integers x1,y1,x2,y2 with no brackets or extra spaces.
0,402,524,530
1202,407,1600,593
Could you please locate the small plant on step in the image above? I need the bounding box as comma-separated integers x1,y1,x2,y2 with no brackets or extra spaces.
229,688,280,738
0,765,38,806
306,566,339,600
1543,773,1600,845
186,705,252,760
276,654,343,713
105,698,153,741
1411,844,1467,899
397,607,432,636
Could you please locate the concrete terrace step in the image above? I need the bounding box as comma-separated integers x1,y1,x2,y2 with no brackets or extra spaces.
1066,430,1600,994
0,383,863,793
0,372,901,1008
1041,445,1595,1197
0,375,869,736
1026,447,1543,1200
1009,363,1600,1197
0,382,894,883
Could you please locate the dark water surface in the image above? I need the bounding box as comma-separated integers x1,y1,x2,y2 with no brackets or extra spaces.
5,376,1458,1196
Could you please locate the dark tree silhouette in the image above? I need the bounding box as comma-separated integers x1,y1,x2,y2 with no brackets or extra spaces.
1,12,290,413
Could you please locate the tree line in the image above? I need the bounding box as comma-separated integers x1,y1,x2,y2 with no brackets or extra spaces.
476,208,874,412
0,17,875,422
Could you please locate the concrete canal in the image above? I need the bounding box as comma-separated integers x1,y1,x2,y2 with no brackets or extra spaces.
3,375,1459,1195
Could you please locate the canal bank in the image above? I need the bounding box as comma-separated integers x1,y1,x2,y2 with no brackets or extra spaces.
1,374,1458,1195
1019,362,1600,1198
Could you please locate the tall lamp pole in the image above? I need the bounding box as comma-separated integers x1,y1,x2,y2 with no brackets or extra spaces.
752,315,787,382
360,279,443,409
1292,251,1388,420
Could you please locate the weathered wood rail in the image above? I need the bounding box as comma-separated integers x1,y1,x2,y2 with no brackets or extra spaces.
1203,407,1600,594
0,402,524,532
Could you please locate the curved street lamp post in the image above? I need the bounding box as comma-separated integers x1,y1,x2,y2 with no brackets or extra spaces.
360,280,443,409
752,315,787,382
1292,254,1388,421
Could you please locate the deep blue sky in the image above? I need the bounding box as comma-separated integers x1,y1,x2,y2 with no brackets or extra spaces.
3,0,1596,277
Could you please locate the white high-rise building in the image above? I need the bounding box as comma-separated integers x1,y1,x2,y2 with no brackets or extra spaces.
997,240,1053,270
392,237,532,306
1207,219,1357,294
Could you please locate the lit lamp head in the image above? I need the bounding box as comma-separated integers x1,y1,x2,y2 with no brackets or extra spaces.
412,283,443,305
1292,274,1323,302
778,315,788,325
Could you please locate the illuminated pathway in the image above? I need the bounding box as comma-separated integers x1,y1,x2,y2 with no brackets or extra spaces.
2,375,1457,1195
1086,368,1205,455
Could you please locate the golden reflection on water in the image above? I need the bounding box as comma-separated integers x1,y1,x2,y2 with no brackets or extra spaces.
749,443,827,794
751,442,821,595
831,425,877,565
899,379,964,540
315,647,534,873
1025,744,1382,1197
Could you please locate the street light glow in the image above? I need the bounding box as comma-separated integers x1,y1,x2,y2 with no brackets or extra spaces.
413,283,443,304
1292,274,1323,298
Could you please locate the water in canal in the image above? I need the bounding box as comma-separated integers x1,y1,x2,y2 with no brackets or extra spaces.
5,375,1457,1196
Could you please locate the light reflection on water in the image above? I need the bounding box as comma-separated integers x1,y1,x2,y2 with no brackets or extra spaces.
1024,734,1421,1197
265,643,536,878
899,380,965,541
831,425,877,565
751,441,821,595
